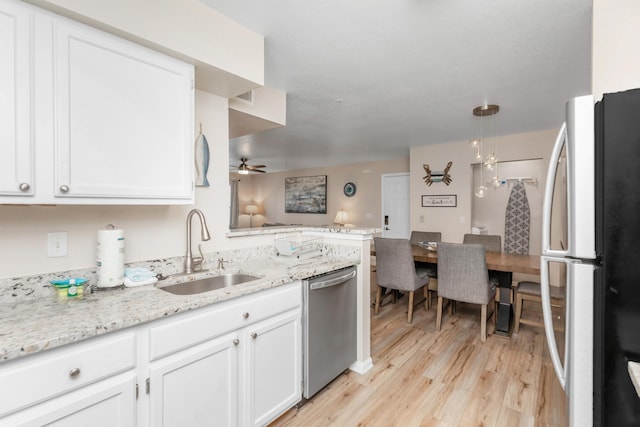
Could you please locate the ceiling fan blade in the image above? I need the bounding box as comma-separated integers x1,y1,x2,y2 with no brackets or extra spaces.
247,165,266,169
251,169,266,173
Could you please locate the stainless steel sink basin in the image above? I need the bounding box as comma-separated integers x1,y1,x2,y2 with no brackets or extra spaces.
155,273,260,295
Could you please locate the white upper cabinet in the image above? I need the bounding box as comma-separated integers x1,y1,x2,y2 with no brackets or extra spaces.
0,0,195,205
51,18,194,202
0,0,33,197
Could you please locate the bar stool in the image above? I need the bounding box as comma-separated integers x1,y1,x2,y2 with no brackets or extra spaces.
514,281,565,333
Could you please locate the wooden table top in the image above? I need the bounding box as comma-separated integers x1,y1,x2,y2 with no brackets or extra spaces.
372,244,541,276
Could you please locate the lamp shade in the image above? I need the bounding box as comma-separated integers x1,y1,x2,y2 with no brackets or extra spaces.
246,204,258,215
334,209,348,225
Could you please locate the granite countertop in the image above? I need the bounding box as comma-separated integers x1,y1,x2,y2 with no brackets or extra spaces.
0,245,360,363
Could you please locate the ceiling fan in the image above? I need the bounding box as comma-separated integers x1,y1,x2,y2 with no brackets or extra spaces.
231,158,267,174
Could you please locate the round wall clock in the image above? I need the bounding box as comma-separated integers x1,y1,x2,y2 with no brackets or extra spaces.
343,182,357,197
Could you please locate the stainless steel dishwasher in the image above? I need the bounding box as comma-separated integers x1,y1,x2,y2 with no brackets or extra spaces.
302,266,357,399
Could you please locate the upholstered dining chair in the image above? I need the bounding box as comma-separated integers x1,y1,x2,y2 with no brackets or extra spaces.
463,233,502,253
436,242,497,342
410,231,442,246
409,231,441,309
373,237,431,323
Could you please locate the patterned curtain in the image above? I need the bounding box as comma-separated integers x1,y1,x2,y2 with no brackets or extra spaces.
504,181,530,254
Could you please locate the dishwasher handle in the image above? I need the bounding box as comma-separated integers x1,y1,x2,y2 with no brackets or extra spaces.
309,269,356,290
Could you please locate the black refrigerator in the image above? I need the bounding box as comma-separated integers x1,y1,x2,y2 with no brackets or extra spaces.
540,89,640,427
593,88,640,426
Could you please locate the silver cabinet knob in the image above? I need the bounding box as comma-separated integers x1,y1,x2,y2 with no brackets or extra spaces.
242,312,249,319
59,185,70,193
69,368,81,378
19,183,30,192
251,332,258,339
233,338,239,346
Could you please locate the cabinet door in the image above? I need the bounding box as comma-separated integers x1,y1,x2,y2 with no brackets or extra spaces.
0,0,33,197
245,309,302,427
52,17,194,203
149,332,239,427
0,371,136,427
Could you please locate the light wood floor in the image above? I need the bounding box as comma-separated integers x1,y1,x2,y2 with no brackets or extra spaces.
271,289,567,427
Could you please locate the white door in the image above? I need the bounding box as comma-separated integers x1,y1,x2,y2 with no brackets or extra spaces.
381,173,410,238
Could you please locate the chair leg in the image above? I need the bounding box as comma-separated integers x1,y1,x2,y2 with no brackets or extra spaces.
493,301,497,331
407,291,415,323
514,292,523,333
423,287,429,312
374,286,382,315
481,304,488,342
436,296,443,331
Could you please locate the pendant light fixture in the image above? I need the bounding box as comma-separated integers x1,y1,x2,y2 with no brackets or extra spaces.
470,104,500,198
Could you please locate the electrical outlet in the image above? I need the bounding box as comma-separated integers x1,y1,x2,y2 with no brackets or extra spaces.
48,232,68,257
365,213,373,220
459,216,465,224
420,215,424,223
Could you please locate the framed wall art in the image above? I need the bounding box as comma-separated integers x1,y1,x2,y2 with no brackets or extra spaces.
285,175,327,213
422,194,457,207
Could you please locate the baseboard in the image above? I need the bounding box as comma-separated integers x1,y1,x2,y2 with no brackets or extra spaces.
349,357,373,375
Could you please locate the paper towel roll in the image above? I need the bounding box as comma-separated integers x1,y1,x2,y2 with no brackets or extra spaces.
96,227,125,288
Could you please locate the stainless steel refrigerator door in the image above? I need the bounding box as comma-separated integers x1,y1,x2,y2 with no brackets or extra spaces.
542,95,595,260
541,256,594,427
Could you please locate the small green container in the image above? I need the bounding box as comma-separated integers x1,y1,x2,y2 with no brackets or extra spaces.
50,278,87,298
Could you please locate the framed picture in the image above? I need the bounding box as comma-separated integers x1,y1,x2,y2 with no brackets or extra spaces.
422,194,457,207
285,175,327,213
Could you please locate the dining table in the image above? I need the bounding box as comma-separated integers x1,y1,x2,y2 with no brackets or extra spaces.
372,244,541,336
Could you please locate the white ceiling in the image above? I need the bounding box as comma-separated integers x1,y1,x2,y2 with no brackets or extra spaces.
201,0,592,173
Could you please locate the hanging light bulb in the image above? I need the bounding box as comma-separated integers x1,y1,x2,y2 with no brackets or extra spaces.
475,184,488,198
471,104,500,197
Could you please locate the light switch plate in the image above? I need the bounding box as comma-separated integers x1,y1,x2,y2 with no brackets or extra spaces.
48,232,67,257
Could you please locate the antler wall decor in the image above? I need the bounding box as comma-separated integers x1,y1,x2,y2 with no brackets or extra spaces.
423,161,453,186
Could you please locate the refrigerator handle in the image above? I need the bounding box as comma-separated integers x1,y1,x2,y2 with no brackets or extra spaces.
542,122,569,258
540,256,567,390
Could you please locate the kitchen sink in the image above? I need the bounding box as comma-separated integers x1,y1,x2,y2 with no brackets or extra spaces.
155,273,260,295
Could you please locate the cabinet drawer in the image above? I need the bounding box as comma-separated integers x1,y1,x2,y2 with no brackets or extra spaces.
149,281,301,360
0,330,135,417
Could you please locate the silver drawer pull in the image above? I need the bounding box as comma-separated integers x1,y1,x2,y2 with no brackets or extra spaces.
19,183,30,192
69,368,81,378
251,332,258,339
59,185,70,193
242,312,249,319
233,339,239,346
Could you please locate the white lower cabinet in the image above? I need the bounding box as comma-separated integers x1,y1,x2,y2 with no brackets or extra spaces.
0,330,137,427
0,282,302,427
244,309,302,427
0,372,137,427
147,282,302,427
148,332,240,427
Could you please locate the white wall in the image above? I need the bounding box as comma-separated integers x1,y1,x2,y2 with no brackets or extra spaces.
26,0,264,97
471,159,546,255
592,0,640,99
234,158,409,229
410,129,558,246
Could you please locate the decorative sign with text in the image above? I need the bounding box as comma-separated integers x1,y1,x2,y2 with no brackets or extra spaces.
422,195,457,207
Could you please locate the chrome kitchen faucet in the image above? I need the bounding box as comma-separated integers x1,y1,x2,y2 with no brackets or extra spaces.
184,209,211,274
